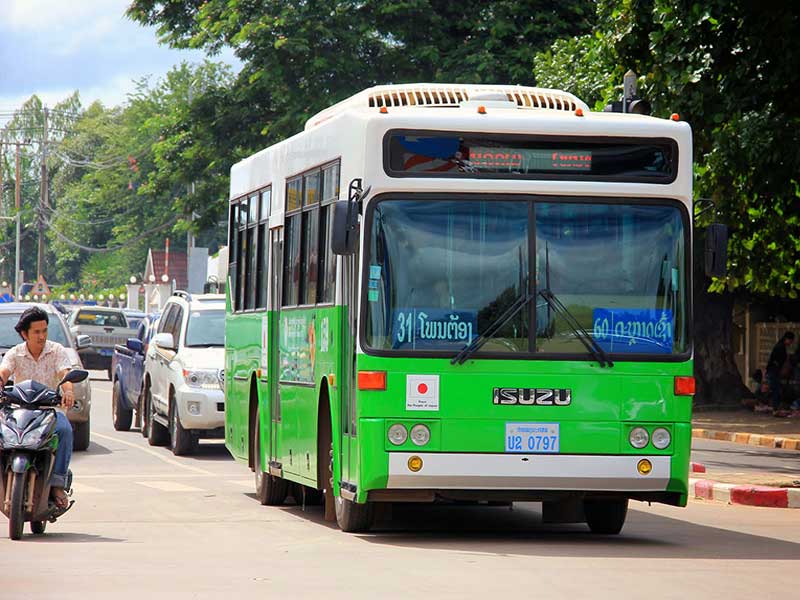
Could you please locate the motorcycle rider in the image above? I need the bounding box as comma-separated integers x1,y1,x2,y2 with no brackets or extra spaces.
0,306,75,510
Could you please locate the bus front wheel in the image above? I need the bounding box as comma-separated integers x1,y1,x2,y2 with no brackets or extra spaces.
335,494,374,533
584,497,628,535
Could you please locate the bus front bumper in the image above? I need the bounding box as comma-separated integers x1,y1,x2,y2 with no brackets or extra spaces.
386,453,671,491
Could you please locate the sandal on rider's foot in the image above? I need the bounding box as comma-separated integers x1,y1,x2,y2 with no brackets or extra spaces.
51,488,69,509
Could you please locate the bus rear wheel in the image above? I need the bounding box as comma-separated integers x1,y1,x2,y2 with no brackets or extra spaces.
335,494,374,533
584,497,628,535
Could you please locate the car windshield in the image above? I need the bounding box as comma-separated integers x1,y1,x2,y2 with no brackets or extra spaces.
75,309,127,327
0,312,70,348
184,310,224,347
364,198,687,357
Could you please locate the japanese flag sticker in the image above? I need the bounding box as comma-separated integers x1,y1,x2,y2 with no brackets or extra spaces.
406,375,439,411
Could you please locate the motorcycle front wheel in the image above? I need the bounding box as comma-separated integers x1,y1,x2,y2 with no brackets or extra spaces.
9,471,26,540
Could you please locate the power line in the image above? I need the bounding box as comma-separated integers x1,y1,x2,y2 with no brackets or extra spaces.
42,213,179,253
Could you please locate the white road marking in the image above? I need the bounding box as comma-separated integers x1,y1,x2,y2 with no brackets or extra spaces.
91,431,213,475
136,481,205,492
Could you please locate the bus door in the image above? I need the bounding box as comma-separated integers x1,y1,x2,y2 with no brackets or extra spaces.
268,227,283,467
340,249,359,486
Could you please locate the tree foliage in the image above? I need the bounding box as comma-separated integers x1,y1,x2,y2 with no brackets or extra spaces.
128,0,596,141
534,0,800,299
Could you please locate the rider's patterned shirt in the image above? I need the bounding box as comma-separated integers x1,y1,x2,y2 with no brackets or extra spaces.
0,340,72,390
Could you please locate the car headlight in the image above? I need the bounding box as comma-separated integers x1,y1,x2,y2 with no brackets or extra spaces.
652,427,671,450
182,369,221,390
387,424,408,445
410,424,430,446
629,427,649,449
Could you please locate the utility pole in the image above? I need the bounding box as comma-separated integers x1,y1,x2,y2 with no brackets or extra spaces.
15,143,21,297
37,106,48,279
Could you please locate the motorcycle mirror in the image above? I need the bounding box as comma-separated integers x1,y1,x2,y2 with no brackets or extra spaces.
58,369,89,386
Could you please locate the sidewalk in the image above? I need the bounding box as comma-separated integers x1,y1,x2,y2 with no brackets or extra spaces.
690,408,800,509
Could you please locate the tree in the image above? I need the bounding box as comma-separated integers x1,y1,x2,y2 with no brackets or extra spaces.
534,1,800,404
127,0,596,146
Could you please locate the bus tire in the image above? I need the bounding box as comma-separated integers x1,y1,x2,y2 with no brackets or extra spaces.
112,380,133,431
254,408,287,506
584,498,628,535
335,495,374,533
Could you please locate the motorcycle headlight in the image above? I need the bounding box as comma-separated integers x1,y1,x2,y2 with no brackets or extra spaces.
182,369,221,390
0,422,20,446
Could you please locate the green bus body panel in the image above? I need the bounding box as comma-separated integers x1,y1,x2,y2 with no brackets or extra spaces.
352,355,693,503
226,305,345,492
226,302,692,507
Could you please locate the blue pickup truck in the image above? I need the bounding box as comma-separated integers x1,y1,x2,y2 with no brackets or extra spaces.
111,314,159,431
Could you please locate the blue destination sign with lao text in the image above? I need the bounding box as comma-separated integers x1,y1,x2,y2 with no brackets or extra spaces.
392,308,478,349
592,308,673,354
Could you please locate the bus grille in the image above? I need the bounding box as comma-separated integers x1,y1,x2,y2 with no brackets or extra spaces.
366,85,581,112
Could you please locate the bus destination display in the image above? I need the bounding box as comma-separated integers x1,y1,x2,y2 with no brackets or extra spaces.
386,132,675,182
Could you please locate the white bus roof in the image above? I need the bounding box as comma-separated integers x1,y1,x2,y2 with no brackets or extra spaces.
305,84,590,130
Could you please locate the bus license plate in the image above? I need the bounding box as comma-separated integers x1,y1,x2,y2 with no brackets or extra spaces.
505,422,560,453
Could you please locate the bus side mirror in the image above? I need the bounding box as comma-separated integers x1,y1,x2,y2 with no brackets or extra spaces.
704,223,728,279
331,201,359,256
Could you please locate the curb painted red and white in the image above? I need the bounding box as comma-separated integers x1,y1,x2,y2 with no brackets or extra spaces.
690,477,800,509
692,428,800,451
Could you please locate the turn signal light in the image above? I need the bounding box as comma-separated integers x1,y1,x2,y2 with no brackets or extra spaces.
674,376,696,396
357,370,387,391
637,459,653,476
408,456,423,472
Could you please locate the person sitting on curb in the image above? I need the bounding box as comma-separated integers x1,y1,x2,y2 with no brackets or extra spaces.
0,306,75,509
765,331,795,417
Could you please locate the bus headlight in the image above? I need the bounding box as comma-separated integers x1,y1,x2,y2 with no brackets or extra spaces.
629,427,649,449
652,427,671,449
387,424,408,445
410,424,430,446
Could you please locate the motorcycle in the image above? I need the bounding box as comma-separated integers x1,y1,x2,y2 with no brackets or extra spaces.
0,369,88,540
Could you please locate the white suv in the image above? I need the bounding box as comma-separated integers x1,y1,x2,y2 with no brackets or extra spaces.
142,292,225,455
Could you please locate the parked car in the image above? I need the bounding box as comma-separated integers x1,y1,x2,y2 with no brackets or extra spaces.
143,292,225,455
110,313,159,431
0,302,94,451
67,306,138,380
122,309,146,331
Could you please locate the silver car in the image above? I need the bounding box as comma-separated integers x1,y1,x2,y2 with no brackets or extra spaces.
0,303,93,451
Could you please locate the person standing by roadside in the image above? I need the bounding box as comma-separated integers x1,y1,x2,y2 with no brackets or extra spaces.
765,331,795,416
0,306,75,509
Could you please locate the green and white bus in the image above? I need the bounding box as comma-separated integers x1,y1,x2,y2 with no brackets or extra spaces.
225,84,711,534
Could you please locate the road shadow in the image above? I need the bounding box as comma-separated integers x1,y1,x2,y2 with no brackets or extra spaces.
19,532,125,544
77,441,113,456
693,445,800,475
273,500,800,559
185,441,233,463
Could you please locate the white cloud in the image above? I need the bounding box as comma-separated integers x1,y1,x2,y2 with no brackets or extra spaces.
4,0,120,32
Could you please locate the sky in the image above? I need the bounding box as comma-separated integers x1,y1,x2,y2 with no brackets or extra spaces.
0,0,240,114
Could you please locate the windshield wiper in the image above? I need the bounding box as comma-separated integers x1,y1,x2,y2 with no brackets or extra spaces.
538,289,613,368
451,291,533,365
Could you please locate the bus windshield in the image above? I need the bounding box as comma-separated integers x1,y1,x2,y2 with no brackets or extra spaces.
364,198,687,358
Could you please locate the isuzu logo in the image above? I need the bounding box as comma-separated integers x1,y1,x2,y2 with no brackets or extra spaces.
493,388,572,406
